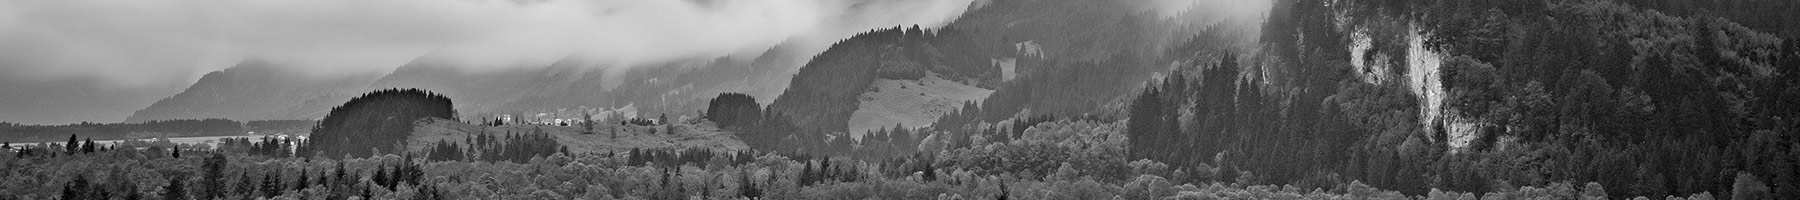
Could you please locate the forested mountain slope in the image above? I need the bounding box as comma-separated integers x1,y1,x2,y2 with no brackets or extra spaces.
766,26,997,135
766,0,1236,135
1114,0,1800,198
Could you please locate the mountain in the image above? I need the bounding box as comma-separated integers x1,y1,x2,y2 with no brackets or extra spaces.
128,45,809,124
128,0,1214,135
766,26,999,136
124,61,377,122
764,0,1223,135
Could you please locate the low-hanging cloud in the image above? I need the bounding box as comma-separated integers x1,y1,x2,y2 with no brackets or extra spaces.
0,0,974,87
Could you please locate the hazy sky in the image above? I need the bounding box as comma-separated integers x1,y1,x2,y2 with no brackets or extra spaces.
0,0,973,125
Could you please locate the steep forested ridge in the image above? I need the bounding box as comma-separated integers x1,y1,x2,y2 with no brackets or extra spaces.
1119,0,1800,198
768,26,997,134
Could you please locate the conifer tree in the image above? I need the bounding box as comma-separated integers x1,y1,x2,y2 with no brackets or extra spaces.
295,169,310,191
260,173,281,198
81,138,96,154
373,165,390,189
162,175,187,200
201,153,227,199
738,169,761,199
65,134,78,154
333,161,348,187
62,175,90,200
583,112,595,135
233,170,254,195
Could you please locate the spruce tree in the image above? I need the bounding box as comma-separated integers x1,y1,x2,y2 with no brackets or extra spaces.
583,112,595,135
65,134,79,154
81,138,96,154
332,161,348,187
233,170,254,195
62,175,90,200
162,175,187,200
295,169,310,191
738,169,761,199
201,154,227,199
373,165,390,189
261,173,280,198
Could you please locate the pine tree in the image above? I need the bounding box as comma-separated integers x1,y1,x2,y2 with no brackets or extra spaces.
63,175,90,200
295,169,310,191
333,161,348,187
738,169,761,199
171,146,181,158
65,134,79,154
163,175,187,200
122,182,143,200
234,170,254,195
583,112,595,135
261,173,281,198
81,138,96,154
201,153,228,199
997,181,1010,200
799,161,815,186
373,165,390,189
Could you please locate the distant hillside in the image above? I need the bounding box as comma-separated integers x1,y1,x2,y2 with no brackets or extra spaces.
0,119,242,143
768,26,998,134
0,118,313,143
129,45,808,124
125,60,377,122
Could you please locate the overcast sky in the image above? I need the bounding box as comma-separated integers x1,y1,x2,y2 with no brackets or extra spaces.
0,0,973,125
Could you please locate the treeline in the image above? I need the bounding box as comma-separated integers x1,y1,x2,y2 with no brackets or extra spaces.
4,134,132,158
302,88,457,159
0,119,318,144
622,148,756,167
707,93,932,159
420,128,566,163
18,151,438,200
0,119,243,143
219,136,301,158
244,120,316,134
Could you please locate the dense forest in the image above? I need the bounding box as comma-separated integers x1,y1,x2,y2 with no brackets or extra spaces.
0,117,1731,199
1114,0,1800,199
767,25,1000,134
301,88,457,159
